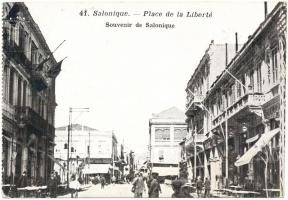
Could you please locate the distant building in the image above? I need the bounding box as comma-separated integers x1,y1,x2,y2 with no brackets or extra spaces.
54,124,118,183
2,2,61,185
149,107,187,179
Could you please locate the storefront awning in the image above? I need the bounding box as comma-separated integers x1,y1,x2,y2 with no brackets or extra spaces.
152,166,179,176
82,164,111,174
235,128,280,167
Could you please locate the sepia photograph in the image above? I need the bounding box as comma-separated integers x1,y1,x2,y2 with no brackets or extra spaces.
1,0,286,198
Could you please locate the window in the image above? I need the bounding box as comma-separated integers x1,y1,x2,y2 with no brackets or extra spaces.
22,81,27,106
249,70,254,92
19,24,25,51
64,143,68,149
271,49,278,83
17,77,22,106
225,93,229,108
241,76,246,95
155,128,170,141
9,69,14,105
158,150,164,161
174,128,187,141
3,66,8,102
229,84,235,105
256,63,262,92
31,41,38,66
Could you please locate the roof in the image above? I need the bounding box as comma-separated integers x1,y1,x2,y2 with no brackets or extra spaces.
152,107,186,120
6,2,57,65
186,41,239,90
55,124,98,131
207,2,286,97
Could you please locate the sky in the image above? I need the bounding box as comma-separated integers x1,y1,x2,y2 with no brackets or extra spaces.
24,0,278,159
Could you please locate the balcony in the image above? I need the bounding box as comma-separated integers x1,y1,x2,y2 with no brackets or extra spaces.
185,94,205,116
31,70,48,91
3,39,32,71
212,93,266,128
15,106,53,135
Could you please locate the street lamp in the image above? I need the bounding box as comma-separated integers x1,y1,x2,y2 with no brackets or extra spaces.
66,107,89,187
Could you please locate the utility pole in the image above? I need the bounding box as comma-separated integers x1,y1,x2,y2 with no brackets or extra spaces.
225,112,229,186
67,108,72,187
112,131,115,178
88,131,91,182
66,107,89,187
194,126,197,180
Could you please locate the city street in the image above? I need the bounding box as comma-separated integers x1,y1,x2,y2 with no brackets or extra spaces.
58,183,174,198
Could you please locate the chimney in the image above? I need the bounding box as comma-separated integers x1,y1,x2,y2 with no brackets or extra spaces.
235,32,238,53
264,2,268,19
225,43,228,66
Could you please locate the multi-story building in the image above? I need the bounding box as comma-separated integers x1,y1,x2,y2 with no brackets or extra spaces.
2,2,61,185
184,41,239,183
54,124,118,183
184,2,286,196
149,107,187,180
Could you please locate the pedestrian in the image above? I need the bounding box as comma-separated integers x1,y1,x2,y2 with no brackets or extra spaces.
17,171,28,197
17,171,28,188
69,175,80,198
112,175,116,185
196,176,203,197
132,173,146,197
204,177,211,197
47,172,58,198
171,179,185,198
181,184,193,198
148,173,161,198
100,175,106,189
55,172,61,194
146,174,153,190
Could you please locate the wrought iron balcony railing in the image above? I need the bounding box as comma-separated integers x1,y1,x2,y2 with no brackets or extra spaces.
212,93,266,128
15,106,54,136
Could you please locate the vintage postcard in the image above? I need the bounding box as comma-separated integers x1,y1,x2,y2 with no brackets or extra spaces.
1,0,286,198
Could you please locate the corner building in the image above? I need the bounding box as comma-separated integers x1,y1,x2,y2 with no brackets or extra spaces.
184,2,286,196
2,2,61,185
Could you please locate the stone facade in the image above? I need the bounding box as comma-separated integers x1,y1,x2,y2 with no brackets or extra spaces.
2,2,61,185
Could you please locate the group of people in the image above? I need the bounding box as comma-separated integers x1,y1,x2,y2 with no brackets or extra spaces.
47,171,61,198
15,171,61,198
171,176,211,198
131,172,162,198
195,176,211,198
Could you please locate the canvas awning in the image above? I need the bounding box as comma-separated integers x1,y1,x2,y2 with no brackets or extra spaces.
152,166,179,176
235,128,280,167
82,164,111,174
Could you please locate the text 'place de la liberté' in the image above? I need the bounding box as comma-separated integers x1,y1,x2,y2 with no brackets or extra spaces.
1,1,287,199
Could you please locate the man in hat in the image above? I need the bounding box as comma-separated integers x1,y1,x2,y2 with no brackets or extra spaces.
181,183,193,198
204,177,211,197
196,176,203,197
148,173,161,198
132,173,146,197
47,172,58,198
17,171,28,197
171,179,185,198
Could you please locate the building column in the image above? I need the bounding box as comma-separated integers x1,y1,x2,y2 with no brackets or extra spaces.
204,151,209,179
7,139,13,177
21,146,28,174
